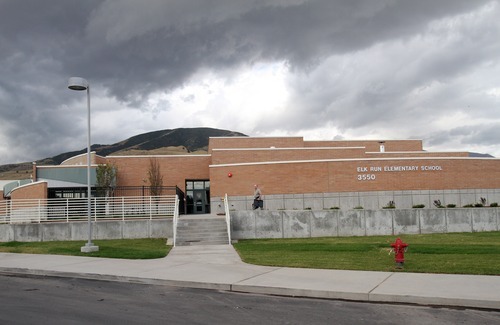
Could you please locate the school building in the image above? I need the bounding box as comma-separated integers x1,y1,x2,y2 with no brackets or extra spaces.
3,136,500,213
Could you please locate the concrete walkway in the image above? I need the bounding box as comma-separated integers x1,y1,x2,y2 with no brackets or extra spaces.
0,245,499,310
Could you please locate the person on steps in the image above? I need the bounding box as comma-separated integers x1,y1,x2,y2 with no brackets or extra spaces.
253,184,263,210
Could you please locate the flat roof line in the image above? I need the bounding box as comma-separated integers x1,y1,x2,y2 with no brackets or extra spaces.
209,136,302,139
212,147,366,151
106,154,211,158
38,164,98,168
305,139,422,142
365,151,446,154
209,156,499,168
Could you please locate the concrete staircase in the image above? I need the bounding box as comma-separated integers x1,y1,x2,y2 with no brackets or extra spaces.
175,215,230,246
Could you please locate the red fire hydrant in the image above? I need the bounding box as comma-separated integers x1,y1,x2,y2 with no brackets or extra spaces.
390,238,408,268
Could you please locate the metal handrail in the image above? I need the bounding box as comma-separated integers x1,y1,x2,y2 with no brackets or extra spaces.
224,193,231,244
0,195,177,224
173,195,179,247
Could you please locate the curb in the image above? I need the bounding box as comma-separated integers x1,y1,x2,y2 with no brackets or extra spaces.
1,267,498,311
0,267,232,291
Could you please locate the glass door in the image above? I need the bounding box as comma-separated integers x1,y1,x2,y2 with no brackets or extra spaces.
185,180,210,214
193,189,206,214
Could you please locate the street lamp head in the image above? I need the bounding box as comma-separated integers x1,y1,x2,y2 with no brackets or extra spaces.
68,77,89,91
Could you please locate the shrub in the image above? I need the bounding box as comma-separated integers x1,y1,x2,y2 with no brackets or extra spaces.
490,202,499,207
463,204,474,208
330,206,340,210
383,200,396,209
446,204,456,208
412,204,425,208
305,207,312,210
353,206,363,210
433,199,444,208
474,203,484,208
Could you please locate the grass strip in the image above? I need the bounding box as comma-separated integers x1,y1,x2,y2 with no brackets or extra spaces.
233,232,500,275
0,238,171,259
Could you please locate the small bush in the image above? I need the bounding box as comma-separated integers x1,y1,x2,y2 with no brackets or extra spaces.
353,206,363,210
474,203,484,208
305,207,312,210
433,199,444,208
463,204,474,208
446,204,456,208
330,206,340,210
490,202,499,207
412,204,425,208
383,200,396,209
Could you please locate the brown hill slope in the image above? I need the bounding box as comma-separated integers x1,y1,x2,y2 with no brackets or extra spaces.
0,127,247,180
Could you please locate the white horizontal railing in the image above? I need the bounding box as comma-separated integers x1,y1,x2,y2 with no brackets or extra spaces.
0,196,177,224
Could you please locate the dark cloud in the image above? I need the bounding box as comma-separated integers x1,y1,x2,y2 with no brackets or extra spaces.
0,0,499,164
425,124,500,157
35,0,493,104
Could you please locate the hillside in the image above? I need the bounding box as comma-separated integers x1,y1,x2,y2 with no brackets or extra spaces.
0,127,247,180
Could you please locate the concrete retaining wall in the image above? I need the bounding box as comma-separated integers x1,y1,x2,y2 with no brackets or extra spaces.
217,188,500,212
2,208,498,242
0,219,173,242
230,208,500,239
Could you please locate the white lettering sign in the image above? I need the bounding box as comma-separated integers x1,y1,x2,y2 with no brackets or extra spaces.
357,174,376,181
420,165,443,171
356,165,443,181
384,165,419,172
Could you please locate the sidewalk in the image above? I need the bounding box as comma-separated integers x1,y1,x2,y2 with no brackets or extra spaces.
0,245,499,310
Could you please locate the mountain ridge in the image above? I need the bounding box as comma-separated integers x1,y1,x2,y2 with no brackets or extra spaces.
0,127,247,180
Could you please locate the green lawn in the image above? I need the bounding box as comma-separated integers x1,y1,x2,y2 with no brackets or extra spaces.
0,239,171,259
2,233,499,275
233,232,500,275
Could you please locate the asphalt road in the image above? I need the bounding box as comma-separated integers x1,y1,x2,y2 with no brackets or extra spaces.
0,275,499,325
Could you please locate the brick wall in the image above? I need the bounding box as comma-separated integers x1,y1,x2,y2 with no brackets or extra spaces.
208,136,304,152
95,155,107,164
10,182,48,200
211,148,470,165
365,152,469,158
210,158,500,197
28,137,498,205
304,140,423,152
211,161,330,197
106,155,211,193
211,147,367,165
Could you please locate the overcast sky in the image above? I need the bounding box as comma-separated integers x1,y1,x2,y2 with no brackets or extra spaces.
1,0,499,165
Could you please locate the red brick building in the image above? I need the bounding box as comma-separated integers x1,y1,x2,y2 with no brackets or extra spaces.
7,136,500,213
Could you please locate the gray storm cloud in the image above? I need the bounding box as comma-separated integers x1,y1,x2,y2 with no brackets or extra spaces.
0,0,499,164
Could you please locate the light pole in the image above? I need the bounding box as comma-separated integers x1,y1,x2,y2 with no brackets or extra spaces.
68,77,99,253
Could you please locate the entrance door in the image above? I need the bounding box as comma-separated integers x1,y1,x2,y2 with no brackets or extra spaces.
193,189,206,214
186,180,210,214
